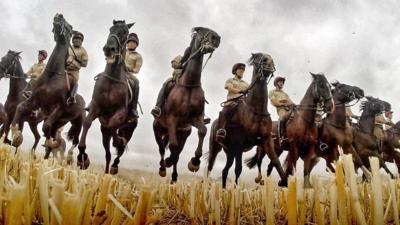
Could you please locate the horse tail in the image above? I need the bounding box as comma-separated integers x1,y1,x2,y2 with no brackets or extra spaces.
207,119,222,173
245,152,259,169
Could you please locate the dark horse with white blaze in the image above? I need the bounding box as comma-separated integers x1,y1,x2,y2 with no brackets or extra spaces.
247,81,368,184
0,51,42,150
10,14,85,160
78,20,137,174
153,27,220,183
352,97,394,177
208,53,288,188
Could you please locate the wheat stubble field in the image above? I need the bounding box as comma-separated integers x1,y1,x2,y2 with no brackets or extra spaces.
0,141,398,225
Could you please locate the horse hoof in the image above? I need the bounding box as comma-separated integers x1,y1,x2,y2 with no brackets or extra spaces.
110,166,118,175
259,180,265,186
188,160,200,172
255,176,262,183
159,168,167,177
12,133,23,148
77,154,90,170
278,179,288,187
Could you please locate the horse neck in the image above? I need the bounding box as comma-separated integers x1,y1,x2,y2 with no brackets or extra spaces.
180,47,204,86
44,40,69,77
9,61,27,96
359,110,375,134
104,50,125,78
298,83,317,122
326,96,346,128
246,68,269,114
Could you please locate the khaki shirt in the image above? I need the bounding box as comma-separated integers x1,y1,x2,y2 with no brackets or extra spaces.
125,50,143,76
66,46,88,82
345,107,353,118
225,77,249,100
269,89,293,119
27,62,46,80
171,55,183,79
385,118,393,130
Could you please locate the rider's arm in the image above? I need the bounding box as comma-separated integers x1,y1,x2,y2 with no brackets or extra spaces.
224,80,241,94
131,53,142,74
80,48,88,68
268,90,282,107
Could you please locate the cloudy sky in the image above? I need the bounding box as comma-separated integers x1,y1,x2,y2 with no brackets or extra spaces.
1,0,399,181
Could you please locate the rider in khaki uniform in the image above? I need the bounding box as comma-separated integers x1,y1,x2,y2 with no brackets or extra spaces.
66,32,88,105
216,63,249,140
124,33,142,118
151,55,183,117
23,50,47,98
269,76,295,141
384,110,394,130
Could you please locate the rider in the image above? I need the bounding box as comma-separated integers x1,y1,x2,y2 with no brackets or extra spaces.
124,32,142,119
215,63,249,140
66,31,88,105
268,76,295,142
384,110,394,130
23,50,47,98
151,55,183,118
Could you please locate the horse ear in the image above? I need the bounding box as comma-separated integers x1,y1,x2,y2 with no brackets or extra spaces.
16,51,22,56
309,72,316,79
127,22,135,29
365,96,373,101
331,80,339,87
113,20,117,25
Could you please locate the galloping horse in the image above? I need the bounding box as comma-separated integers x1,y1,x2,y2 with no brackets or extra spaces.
11,14,85,159
352,97,394,177
246,81,365,183
153,27,220,183
208,53,288,188
382,121,400,173
261,73,334,188
78,20,136,174
0,51,42,150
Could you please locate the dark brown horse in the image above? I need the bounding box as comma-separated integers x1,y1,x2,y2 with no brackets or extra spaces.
352,97,394,177
246,81,366,183
208,53,288,188
153,27,220,183
10,14,85,159
282,73,335,187
382,121,400,173
0,51,42,150
78,20,136,174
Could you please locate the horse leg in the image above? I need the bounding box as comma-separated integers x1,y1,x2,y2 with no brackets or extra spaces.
28,121,40,152
254,147,265,183
234,151,243,185
77,109,98,170
154,121,167,177
11,98,35,142
263,136,287,186
66,116,83,165
207,123,222,176
171,162,178,184
101,125,112,174
222,153,235,189
42,106,63,149
0,117,11,144
344,144,371,177
303,147,320,189
188,118,207,172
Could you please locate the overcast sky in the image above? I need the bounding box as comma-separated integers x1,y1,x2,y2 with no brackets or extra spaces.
1,0,399,181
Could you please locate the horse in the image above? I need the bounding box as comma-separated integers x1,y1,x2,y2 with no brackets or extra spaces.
153,27,220,183
10,14,85,160
207,53,288,188
382,121,400,173
246,81,366,184
352,96,394,177
0,51,42,151
77,20,136,174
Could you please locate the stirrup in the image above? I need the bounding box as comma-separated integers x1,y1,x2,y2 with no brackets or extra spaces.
204,117,211,125
23,91,32,99
151,107,161,118
66,96,76,105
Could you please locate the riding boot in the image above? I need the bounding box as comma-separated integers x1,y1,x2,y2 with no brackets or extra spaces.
278,119,287,145
67,83,78,105
151,78,173,118
129,78,139,119
216,109,228,141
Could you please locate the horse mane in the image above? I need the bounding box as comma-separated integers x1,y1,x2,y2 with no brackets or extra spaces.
7,50,22,61
248,53,263,65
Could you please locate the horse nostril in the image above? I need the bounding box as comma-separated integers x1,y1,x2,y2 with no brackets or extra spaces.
110,47,116,52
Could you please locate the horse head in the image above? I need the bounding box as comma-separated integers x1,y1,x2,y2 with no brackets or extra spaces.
331,81,364,104
361,96,388,116
249,53,276,81
0,50,23,80
190,27,220,55
310,72,335,113
103,20,134,64
52,13,73,43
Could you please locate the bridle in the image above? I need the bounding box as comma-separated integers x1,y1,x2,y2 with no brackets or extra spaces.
0,54,25,79
181,30,216,70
